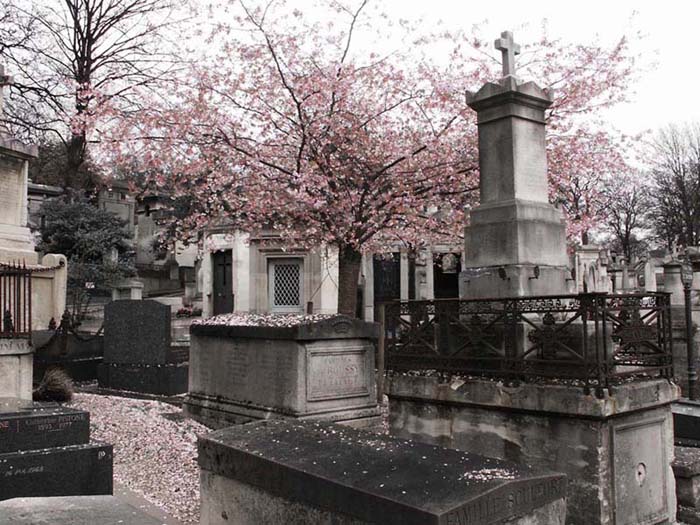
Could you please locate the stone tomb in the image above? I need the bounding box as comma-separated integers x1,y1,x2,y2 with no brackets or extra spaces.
184,314,381,428
98,299,188,395
387,375,678,525
0,397,112,500
198,420,568,525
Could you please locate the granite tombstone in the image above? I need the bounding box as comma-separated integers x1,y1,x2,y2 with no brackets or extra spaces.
98,299,188,395
0,397,112,501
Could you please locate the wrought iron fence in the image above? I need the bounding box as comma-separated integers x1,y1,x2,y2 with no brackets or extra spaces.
382,292,673,392
0,262,32,339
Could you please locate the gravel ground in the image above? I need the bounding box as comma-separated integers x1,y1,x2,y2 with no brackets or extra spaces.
71,393,209,524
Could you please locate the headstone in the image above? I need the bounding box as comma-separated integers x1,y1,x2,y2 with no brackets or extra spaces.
459,31,570,299
0,496,162,525
184,314,381,429
98,299,188,395
0,397,113,501
198,420,568,525
104,299,172,363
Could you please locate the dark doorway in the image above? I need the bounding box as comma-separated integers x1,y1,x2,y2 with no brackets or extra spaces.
373,253,400,320
434,253,461,299
213,250,234,315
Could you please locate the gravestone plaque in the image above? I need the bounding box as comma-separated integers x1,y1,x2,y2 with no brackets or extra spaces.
0,398,89,453
612,417,668,524
198,420,568,525
307,345,369,401
104,300,171,364
0,442,113,501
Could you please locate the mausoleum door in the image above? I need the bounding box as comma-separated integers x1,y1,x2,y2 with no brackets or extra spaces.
268,258,303,314
213,250,233,315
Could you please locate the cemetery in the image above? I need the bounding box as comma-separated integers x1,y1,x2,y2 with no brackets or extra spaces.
1,1,700,524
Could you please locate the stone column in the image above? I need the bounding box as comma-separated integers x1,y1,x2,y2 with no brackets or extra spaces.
460,67,569,299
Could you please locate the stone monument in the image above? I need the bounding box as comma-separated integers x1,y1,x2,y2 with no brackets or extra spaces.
460,32,570,299
387,32,679,525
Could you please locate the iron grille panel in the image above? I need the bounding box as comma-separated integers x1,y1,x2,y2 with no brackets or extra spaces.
273,263,301,307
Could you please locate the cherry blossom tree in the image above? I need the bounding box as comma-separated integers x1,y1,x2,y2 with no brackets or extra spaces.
0,0,188,188
101,1,640,315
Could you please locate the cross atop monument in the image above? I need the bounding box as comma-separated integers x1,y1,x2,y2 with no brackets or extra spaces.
495,31,520,78
0,65,13,119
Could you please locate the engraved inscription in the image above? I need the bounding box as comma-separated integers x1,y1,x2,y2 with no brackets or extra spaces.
3,465,45,477
307,348,368,401
446,477,566,525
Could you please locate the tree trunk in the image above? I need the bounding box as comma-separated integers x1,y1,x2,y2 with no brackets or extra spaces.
65,132,86,189
337,245,362,317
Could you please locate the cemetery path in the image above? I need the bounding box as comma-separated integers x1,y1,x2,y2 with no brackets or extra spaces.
70,393,208,524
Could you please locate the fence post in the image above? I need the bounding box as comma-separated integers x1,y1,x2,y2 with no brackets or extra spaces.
377,303,386,405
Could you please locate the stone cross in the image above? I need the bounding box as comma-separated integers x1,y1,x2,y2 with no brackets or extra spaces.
494,31,520,78
0,65,12,119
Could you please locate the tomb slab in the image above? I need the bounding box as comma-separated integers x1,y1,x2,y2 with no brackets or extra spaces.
198,420,567,525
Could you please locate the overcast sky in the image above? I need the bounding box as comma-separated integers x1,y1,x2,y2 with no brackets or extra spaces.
351,0,693,137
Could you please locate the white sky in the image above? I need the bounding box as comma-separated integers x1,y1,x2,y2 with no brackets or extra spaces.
352,0,695,136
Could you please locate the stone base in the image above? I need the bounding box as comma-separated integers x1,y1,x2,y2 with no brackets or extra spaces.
463,199,569,268
0,495,162,525
0,442,113,501
387,375,679,525
0,339,33,400
198,420,567,525
673,446,700,510
0,224,39,265
97,362,188,396
459,263,571,299
184,392,382,429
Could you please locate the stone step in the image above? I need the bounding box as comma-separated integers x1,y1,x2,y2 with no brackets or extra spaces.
0,442,113,501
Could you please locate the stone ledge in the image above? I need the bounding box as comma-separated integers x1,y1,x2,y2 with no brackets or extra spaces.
386,375,680,418
191,314,380,341
0,138,38,160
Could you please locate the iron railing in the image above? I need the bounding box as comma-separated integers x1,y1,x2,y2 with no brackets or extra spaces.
0,262,32,339
382,292,673,392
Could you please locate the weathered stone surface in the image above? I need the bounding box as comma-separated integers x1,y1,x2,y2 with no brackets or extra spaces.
673,446,700,509
0,339,33,400
0,397,89,453
97,361,188,396
387,375,678,525
0,442,113,501
198,420,567,525
185,318,380,428
104,300,171,364
0,496,161,525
